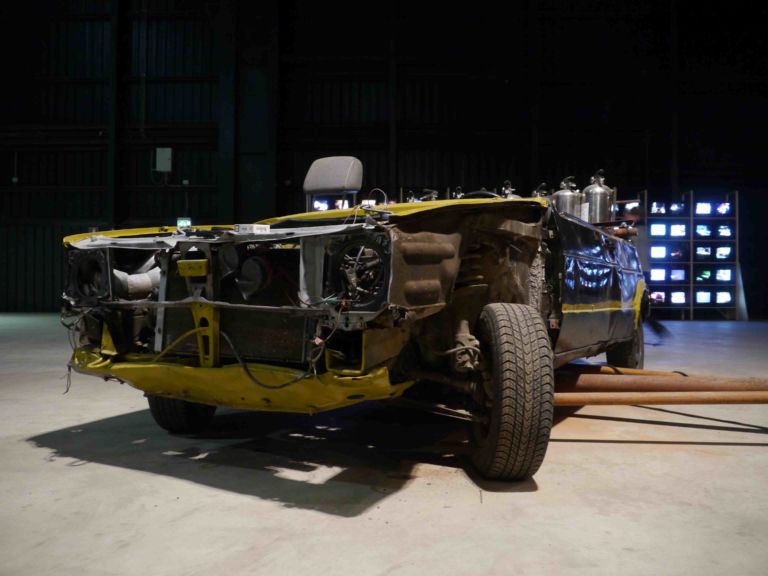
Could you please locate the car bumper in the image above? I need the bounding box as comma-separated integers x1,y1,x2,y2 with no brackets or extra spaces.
70,348,413,414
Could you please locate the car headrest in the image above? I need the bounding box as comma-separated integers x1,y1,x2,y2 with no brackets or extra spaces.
303,156,363,195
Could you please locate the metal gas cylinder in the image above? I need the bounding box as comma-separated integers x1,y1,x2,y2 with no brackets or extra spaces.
551,176,583,217
583,169,616,223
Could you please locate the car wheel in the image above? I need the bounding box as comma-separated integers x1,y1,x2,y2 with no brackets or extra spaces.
147,395,216,434
606,323,645,369
470,303,554,481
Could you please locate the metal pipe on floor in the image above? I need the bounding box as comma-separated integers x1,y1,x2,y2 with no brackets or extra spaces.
554,391,768,406
555,373,768,393
562,365,689,377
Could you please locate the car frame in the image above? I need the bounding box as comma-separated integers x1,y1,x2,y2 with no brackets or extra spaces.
62,156,646,480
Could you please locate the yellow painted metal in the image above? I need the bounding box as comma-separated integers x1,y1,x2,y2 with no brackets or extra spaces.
62,224,233,246
561,278,645,326
259,197,549,226
69,348,413,414
632,277,646,327
190,303,219,367
63,199,547,245
177,259,209,277
100,324,118,357
561,301,632,314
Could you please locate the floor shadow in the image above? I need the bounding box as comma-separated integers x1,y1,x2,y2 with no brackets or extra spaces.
550,439,768,446
29,402,527,517
635,406,768,431
568,413,768,435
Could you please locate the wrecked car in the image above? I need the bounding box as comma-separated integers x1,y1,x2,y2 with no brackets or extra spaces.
62,156,646,480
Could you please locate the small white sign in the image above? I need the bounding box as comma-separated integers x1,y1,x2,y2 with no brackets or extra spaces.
234,223,271,234
155,147,173,173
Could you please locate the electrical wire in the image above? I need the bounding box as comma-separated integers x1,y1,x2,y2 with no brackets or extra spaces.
433,344,482,356
220,302,345,390
220,330,312,389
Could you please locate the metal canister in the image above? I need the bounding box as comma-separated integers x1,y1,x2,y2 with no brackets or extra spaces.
551,176,583,217
583,170,616,223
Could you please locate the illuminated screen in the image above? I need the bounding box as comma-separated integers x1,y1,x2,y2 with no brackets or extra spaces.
651,202,666,214
670,269,686,282
669,248,684,259
650,291,666,304
650,268,666,282
716,291,732,304
670,291,686,304
312,200,329,211
696,225,711,237
715,246,732,260
696,291,711,304
696,270,712,282
716,269,732,282
650,224,667,237
624,202,639,212
334,199,350,210
669,203,685,214
716,202,731,215
670,224,686,237
696,246,712,257
696,202,712,215
717,225,732,237
650,246,667,259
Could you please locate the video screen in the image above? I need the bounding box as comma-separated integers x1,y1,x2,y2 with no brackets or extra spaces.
696,270,712,282
668,247,685,260
314,197,352,211
650,246,667,259
669,203,685,214
670,269,686,282
696,246,712,258
651,202,666,215
650,291,666,304
696,224,712,237
650,268,666,282
696,291,711,304
715,246,732,260
716,202,731,215
670,291,687,304
670,224,687,237
695,202,712,215
650,224,667,237
716,291,732,305
717,225,732,237
624,202,639,212
716,269,732,282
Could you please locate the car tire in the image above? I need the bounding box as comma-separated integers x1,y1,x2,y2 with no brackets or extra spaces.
470,303,554,481
606,323,645,369
147,395,216,434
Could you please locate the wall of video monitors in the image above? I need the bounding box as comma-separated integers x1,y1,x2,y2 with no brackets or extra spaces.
645,191,740,319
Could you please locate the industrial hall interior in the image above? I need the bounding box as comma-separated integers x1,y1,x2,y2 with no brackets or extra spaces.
1,2,767,575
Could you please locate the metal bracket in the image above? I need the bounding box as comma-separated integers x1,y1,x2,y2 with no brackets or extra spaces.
191,303,220,367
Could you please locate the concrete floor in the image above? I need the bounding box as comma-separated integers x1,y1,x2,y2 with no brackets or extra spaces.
1,315,767,576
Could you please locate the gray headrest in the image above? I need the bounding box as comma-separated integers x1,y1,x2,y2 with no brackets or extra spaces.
303,156,363,195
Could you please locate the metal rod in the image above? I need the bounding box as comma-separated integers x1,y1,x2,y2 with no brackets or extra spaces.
556,373,768,393
554,391,768,406
561,365,689,377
